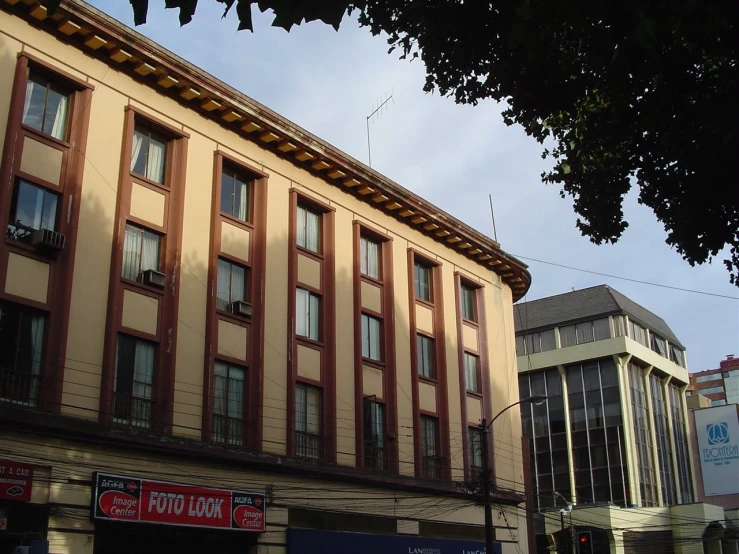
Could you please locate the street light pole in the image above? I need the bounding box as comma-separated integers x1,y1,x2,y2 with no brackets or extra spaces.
480,394,547,554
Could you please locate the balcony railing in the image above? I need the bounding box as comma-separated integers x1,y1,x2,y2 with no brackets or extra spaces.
364,444,388,471
0,367,43,407
213,414,244,446
421,455,445,479
112,392,153,429
295,431,323,460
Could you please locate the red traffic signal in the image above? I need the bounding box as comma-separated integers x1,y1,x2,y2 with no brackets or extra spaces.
577,531,592,554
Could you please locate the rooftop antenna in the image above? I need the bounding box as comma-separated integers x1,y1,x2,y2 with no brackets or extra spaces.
488,194,498,243
366,91,394,168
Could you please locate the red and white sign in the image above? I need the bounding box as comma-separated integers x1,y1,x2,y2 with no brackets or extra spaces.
0,460,33,502
92,472,265,532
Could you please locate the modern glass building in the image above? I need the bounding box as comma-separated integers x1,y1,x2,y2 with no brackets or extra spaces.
514,285,695,517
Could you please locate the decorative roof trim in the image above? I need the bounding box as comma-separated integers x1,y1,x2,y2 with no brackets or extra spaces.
5,0,532,299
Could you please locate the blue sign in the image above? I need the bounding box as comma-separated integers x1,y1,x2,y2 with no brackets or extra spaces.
287,528,502,554
707,422,730,445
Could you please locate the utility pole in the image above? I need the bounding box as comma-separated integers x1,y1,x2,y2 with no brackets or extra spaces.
480,418,495,554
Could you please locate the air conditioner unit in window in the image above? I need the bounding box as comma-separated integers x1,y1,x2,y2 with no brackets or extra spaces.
30,228,65,255
230,300,252,317
141,269,166,287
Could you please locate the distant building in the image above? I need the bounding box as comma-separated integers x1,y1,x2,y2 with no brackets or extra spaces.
688,356,739,406
515,285,738,554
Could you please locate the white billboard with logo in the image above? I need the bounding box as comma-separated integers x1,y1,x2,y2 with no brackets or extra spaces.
694,405,739,496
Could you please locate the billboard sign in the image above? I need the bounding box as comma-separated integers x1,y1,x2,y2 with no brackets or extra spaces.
91,472,265,532
694,405,739,496
0,460,33,502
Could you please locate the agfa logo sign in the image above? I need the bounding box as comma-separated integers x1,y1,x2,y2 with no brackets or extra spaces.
707,422,729,445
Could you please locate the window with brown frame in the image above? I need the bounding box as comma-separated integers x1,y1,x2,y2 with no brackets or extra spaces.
296,288,321,341
212,361,246,445
296,204,321,253
0,302,46,408
417,333,436,379
414,261,432,302
361,313,382,361
7,179,60,242
295,382,322,459
220,167,252,223
464,352,481,393
130,124,168,184
216,258,249,312
113,334,156,428
22,71,70,141
360,235,381,280
421,415,442,479
121,223,162,282
461,283,476,322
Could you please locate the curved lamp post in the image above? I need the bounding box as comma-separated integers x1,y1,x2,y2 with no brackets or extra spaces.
481,394,547,554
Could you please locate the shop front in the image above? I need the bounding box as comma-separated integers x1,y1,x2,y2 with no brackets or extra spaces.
287,528,502,554
90,472,265,554
0,459,47,554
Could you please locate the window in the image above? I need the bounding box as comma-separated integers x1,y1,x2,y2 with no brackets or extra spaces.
712,399,727,406
464,352,480,393
130,124,167,184
613,315,627,337
650,374,676,505
212,361,245,445
295,383,322,459
220,167,250,222
8,179,59,240
519,329,557,355
468,427,484,473
420,415,441,479
461,284,476,321
113,335,155,428
122,224,161,281
361,314,382,361
416,334,436,379
296,288,320,341
0,303,45,407
22,72,69,140
695,374,720,384
559,325,577,348
651,335,667,357
363,399,386,470
414,262,431,301
699,386,725,395
669,346,685,367
669,384,693,503
628,363,657,507
217,258,247,312
560,319,610,348
296,205,320,253
629,321,648,347
360,236,380,279
592,318,611,341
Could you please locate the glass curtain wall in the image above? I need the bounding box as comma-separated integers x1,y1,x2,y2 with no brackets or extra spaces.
628,363,658,506
567,359,629,506
519,368,569,510
649,374,677,505
668,383,694,503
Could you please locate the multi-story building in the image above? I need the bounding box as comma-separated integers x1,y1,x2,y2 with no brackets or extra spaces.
515,285,737,554
687,356,739,406
0,2,533,553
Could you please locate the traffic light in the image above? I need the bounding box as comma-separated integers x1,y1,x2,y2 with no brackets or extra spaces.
577,531,593,554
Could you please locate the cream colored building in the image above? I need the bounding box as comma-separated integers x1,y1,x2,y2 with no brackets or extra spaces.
0,1,533,553
514,286,738,554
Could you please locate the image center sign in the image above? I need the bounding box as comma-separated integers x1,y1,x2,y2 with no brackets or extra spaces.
91,472,265,532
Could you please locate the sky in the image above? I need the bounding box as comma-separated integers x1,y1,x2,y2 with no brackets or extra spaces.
87,1,738,372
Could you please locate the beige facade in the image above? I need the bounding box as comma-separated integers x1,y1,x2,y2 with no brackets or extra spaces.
0,2,531,554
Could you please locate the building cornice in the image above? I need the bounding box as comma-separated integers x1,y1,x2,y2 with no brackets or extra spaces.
2,0,531,299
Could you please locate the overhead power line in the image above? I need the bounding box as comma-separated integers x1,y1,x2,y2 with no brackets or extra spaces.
514,255,738,300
